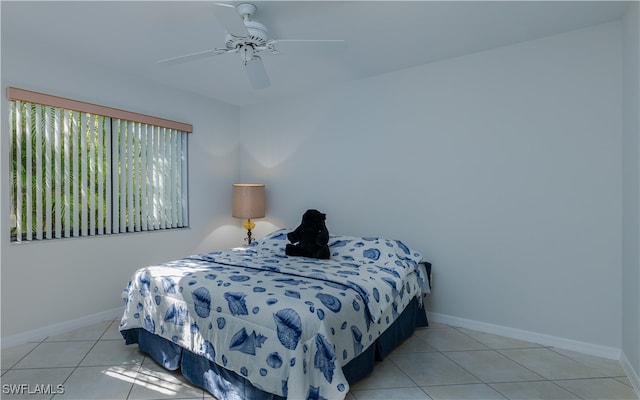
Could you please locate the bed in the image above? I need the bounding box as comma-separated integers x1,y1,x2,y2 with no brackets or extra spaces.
120,229,431,400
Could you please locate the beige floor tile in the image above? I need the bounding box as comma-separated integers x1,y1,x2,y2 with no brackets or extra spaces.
390,351,480,386
616,376,635,387
344,392,357,400
422,383,507,399
0,368,73,399
421,321,451,329
490,380,581,399
1,342,40,370
351,386,431,399
551,347,627,377
45,321,111,342
444,350,543,383
59,365,139,400
350,359,415,390
498,347,608,380
13,341,95,369
392,335,438,353
102,319,127,341
554,377,639,400
80,339,144,367
3,319,639,400
456,328,543,350
414,328,488,352
128,358,205,400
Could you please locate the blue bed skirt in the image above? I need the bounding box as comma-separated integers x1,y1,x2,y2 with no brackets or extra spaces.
122,296,428,400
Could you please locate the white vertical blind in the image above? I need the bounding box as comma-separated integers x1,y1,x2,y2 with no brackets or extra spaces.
9,100,189,242
97,116,106,235
119,120,127,232
80,113,89,236
71,111,80,238
13,101,22,241
126,121,135,232
111,120,120,234
159,127,167,229
88,114,97,236
166,129,173,228
171,129,178,228
35,105,44,240
140,124,149,232
133,123,141,231
24,104,33,240
104,117,112,235
44,106,53,239
150,125,158,230
181,132,189,226
53,108,62,239
63,110,71,238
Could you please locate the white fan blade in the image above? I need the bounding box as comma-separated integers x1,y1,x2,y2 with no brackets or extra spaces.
157,48,228,65
268,39,346,55
245,57,270,89
214,3,249,37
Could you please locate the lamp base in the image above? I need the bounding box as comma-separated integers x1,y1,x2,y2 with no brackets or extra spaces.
243,219,256,244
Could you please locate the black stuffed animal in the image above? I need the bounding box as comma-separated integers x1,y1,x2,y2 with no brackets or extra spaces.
285,209,330,259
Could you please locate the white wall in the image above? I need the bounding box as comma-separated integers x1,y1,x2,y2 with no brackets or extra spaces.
240,22,623,350
0,38,242,340
622,1,640,385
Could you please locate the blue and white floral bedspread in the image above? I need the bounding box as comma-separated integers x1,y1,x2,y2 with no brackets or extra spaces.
120,231,427,400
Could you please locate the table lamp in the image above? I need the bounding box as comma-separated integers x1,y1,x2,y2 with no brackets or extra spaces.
232,183,265,244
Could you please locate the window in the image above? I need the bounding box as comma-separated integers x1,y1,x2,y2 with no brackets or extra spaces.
8,87,192,242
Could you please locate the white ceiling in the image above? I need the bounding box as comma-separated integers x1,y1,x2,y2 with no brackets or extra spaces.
2,1,630,106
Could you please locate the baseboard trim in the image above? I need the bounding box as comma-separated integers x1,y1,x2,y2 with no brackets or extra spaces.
1,307,122,349
428,312,621,360
620,352,640,398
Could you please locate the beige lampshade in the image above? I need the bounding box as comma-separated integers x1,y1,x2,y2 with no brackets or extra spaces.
232,184,265,219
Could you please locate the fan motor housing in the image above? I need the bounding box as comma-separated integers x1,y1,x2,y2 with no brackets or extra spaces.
225,20,268,49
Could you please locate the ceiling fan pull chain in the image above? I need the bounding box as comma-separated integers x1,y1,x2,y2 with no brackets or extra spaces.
240,45,254,65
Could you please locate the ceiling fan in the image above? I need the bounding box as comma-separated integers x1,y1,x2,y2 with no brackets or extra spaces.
157,3,346,90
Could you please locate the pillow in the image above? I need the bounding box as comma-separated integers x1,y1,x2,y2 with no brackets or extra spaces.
252,228,292,254
329,235,422,268
255,229,423,268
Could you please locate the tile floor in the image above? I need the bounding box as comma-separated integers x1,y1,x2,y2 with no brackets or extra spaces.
1,318,638,400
